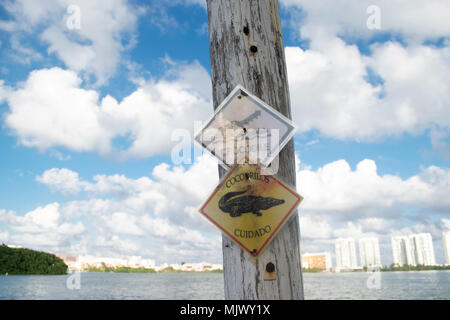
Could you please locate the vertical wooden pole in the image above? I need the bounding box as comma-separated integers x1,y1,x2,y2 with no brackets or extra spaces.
206,0,304,299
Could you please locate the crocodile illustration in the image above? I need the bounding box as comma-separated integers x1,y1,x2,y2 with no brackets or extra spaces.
219,190,285,217
231,110,262,128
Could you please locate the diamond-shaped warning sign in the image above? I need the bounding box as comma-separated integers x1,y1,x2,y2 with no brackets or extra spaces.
195,85,297,169
199,163,303,257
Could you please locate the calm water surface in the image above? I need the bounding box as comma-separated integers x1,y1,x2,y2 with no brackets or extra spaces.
0,271,449,300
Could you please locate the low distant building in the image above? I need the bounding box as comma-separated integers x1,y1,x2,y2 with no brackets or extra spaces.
53,254,222,273
302,252,332,271
180,263,223,272
58,255,157,271
153,262,222,272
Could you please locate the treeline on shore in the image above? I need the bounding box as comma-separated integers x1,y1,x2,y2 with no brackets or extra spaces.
85,264,223,273
0,244,68,275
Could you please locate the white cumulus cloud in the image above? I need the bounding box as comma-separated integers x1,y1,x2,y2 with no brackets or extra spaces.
3,61,211,158
0,203,85,247
297,158,450,213
4,154,450,263
281,0,450,43
1,0,142,85
286,39,450,141
36,168,85,195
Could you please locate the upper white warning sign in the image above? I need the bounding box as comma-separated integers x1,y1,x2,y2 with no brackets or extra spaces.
195,85,297,169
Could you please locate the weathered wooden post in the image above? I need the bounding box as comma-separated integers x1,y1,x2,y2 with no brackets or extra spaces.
206,0,304,299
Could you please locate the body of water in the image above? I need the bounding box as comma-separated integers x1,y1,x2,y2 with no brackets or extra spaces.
0,271,449,300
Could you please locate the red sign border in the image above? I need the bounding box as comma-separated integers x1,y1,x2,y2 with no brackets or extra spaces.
199,164,302,257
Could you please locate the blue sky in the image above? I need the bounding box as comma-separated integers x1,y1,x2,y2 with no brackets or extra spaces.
0,0,449,266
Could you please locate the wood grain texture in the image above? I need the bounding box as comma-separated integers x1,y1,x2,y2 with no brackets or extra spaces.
206,0,304,300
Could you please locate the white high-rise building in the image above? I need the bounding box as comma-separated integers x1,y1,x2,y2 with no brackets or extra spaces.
359,238,381,268
392,236,413,266
443,231,450,265
411,233,436,266
392,233,436,266
335,238,358,269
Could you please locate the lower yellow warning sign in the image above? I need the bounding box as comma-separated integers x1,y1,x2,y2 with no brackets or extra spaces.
199,164,303,257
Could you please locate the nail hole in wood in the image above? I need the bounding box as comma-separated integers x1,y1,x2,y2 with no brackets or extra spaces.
266,262,275,273
250,46,258,54
243,26,249,35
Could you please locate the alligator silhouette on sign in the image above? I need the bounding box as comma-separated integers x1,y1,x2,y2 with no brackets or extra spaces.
219,190,285,218
231,110,262,128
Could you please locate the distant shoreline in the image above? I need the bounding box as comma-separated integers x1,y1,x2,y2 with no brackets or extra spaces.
77,266,223,274
302,265,450,273
1,269,224,275
380,265,450,272
73,265,450,275
3,268,450,276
